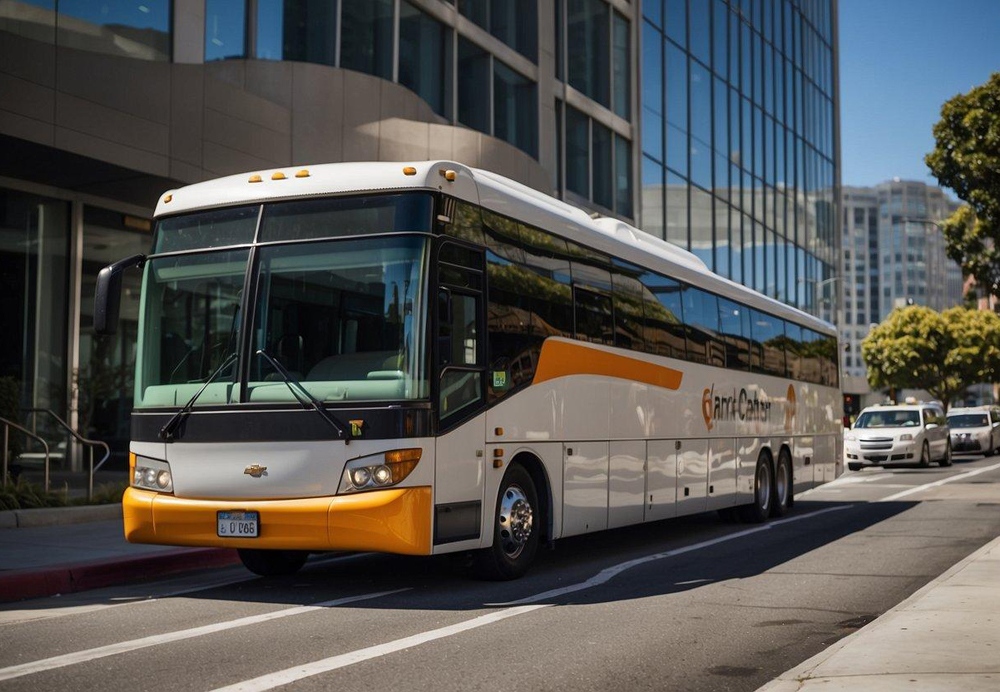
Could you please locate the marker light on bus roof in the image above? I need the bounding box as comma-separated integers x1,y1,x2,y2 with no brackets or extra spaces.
248,174,262,183
271,171,286,180
402,166,417,176
295,169,310,178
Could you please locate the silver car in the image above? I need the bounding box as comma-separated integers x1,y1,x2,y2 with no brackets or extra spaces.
947,406,1000,457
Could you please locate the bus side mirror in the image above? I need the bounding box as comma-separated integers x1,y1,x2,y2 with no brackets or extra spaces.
94,254,145,336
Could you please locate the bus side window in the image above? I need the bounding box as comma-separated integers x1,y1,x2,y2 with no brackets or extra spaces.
519,224,574,342
574,287,614,345
682,286,724,367
484,230,535,401
641,272,687,360
438,291,483,419
784,321,804,380
718,298,749,370
611,261,645,352
751,310,786,377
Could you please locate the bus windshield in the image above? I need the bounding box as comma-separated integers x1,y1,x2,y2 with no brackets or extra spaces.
854,410,921,428
246,235,429,403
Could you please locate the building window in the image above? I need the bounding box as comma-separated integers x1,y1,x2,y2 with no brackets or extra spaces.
58,0,171,61
205,0,246,61
562,103,633,218
612,11,630,119
459,0,538,62
256,0,337,65
340,0,394,79
567,0,610,107
458,38,491,133
493,60,538,157
398,1,452,118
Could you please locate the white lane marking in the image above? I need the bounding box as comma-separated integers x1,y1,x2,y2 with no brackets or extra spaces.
878,460,1000,502
209,605,548,692
498,504,852,606
0,552,374,627
207,505,853,692
0,588,406,683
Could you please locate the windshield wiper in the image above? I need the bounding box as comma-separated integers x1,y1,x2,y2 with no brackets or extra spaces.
256,349,349,444
160,352,239,440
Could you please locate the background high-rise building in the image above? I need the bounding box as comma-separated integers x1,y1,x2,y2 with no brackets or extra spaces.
637,0,840,323
0,0,841,474
840,180,963,403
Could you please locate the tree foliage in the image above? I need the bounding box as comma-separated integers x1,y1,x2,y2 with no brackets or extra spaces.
926,72,1000,293
862,306,1000,410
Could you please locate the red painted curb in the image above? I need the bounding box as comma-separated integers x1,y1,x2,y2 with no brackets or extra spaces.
0,548,240,603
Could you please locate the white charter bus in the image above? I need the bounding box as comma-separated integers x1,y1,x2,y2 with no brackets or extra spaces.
94,161,842,579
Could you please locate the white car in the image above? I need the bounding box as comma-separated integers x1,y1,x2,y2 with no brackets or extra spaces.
844,404,951,471
947,406,1000,457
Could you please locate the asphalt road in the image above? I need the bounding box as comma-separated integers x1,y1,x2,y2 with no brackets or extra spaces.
3,454,1000,692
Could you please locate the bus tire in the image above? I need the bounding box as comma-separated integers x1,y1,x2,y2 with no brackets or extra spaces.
771,449,793,518
473,465,540,581
237,548,308,577
739,453,773,524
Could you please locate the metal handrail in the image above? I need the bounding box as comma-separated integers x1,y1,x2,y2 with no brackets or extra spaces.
1,416,51,491
24,408,111,500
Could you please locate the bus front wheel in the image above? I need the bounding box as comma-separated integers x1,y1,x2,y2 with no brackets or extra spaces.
238,548,309,577
473,465,540,580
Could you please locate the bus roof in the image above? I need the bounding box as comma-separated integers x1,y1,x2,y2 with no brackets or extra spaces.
153,160,836,336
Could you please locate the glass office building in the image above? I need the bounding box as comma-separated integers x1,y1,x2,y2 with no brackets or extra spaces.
637,0,839,321
0,0,839,483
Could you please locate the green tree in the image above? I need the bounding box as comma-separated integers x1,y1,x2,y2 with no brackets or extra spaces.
862,306,1000,411
926,72,1000,294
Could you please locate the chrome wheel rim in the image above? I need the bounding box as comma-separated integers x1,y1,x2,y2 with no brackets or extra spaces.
776,458,789,507
498,484,533,559
757,462,771,512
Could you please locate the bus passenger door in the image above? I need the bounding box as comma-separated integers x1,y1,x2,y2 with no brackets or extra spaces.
433,241,488,548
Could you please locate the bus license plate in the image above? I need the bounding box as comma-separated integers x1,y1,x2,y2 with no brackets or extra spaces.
217,511,259,538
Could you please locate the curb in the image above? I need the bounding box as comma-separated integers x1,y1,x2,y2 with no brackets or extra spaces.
0,547,240,603
0,504,123,529
755,532,1000,691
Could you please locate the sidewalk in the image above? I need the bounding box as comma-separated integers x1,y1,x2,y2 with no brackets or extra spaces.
759,533,1000,691
0,517,237,602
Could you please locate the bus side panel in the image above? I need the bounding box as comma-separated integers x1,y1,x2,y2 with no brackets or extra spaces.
816,434,837,483
737,437,761,502
793,435,816,492
609,440,646,528
676,438,709,516
646,439,678,521
562,441,610,537
706,438,738,510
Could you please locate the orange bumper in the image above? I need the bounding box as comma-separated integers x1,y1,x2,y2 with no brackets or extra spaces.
123,486,432,555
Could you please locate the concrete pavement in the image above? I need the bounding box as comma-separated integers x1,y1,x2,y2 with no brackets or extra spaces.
759,520,1000,692
1,454,999,691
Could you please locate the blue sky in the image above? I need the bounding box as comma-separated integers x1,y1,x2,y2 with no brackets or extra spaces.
839,0,1000,191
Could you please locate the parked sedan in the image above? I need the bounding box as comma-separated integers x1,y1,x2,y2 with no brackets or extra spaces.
947,406,1000,456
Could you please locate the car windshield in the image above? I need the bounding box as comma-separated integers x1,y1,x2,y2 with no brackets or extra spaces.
948,414,989,428
854,410,921,428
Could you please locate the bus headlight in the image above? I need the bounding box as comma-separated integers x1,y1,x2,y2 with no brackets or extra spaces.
339,448,422,494
131,455,173,494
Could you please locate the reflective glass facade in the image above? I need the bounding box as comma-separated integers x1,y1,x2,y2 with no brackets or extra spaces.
640,0,839,319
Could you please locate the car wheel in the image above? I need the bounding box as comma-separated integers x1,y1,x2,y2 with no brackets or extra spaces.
473,464,540,580
237,549,309,577
739,453,773,523
940,440,953,467
848,462,862,472
919,441,931,468
771,449,793,518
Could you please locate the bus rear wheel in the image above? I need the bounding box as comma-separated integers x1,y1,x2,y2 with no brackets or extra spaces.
739,453,773,523
771,449,793,518
238,548,309,577
473,465,539,580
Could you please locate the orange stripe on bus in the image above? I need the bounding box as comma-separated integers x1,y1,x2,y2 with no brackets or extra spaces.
532,340,684,391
